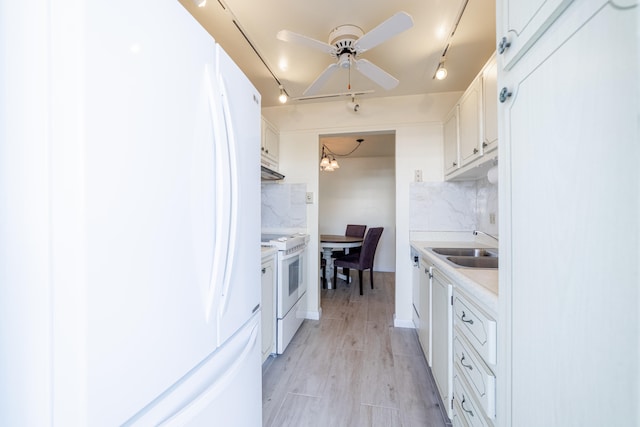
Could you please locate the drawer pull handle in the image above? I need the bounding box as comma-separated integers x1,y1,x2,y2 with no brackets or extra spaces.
461,311,474,325
461,396,474,417
460,354,473,370
262,268,266,274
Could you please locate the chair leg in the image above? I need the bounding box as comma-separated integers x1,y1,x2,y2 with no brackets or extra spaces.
370,269,374,289
358,270,363,295
333,265,337,285
344,268,350,284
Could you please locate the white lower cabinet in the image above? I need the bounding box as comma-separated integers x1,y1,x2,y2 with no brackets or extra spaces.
453,288,497,425
453,370,493,427
261,252,276,363
418,258,432,366
431,267,453,419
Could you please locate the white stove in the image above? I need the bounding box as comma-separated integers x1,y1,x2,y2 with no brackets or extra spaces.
260,232,309,354
261,233,309,253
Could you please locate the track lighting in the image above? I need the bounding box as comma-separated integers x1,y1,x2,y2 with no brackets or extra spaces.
346,95,360,112
278,85,288,104
435,62,448,80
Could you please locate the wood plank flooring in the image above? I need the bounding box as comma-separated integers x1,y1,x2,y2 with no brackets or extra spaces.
262,272,451,427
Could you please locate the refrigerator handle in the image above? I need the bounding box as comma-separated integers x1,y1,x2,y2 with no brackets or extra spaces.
215,74,238,317
204,65,231,322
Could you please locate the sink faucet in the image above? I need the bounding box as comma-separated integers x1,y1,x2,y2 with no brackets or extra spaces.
473,230,499,243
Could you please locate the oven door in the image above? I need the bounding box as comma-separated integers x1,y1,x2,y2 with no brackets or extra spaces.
277,248,306,318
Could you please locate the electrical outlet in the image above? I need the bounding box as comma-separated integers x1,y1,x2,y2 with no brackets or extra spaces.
489,213,496,224
305,192,313,204
414,169,422,182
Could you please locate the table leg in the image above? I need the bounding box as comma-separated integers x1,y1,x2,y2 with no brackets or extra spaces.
322,247,335,289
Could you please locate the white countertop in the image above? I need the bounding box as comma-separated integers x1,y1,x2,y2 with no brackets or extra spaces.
261,246,277,259
411,239,498,316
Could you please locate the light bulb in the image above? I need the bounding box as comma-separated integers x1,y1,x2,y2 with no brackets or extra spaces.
330,158,339,169
278,85,287,104
320,156,330,167
435,66,448,80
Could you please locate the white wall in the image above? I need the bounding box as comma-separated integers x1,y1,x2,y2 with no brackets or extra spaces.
319,156,395,272
263,92,460,325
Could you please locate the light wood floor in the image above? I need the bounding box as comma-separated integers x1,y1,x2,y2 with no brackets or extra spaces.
262,271,451,427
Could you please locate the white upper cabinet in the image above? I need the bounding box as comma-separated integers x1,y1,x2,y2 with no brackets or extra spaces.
443,105,460,175
458,76,483,167
261,117,279,170
497,0,573,69
444,54,498,181
481,55,498,153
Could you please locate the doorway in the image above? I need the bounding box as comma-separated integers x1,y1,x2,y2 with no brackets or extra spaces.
318,131,396,292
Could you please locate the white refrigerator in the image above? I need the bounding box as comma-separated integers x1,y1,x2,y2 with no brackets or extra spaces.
0,1,262,426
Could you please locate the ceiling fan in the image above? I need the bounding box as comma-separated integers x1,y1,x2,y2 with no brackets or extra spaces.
277,11,414,96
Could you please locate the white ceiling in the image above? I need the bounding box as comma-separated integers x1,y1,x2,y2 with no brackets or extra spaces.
180,0,497,108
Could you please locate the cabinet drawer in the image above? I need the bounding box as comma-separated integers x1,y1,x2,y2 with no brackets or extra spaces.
453,293,497,365
454,332,496,418
453,397,470,427
453,372,493,427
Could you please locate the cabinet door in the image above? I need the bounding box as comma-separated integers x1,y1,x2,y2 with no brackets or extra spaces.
412,257,421,329
481,55,498,153
499,2,639,425
431,268,453,419
458,77,482,167
497,0,573,69
418,259,432,366
261,258,275,362
443,105,460,175
261,118,279,168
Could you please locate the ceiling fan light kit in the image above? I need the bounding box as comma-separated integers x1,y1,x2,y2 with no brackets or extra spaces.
277,11,414,97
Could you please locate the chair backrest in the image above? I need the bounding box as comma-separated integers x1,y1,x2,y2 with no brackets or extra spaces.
357,227,383,269
345,224,367,238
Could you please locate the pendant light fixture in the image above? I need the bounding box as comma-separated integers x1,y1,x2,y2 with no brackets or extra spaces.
319,138,364,172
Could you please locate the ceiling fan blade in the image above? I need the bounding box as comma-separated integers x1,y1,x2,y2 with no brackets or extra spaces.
354,11,414,53
303,63,340,95
354,58,399,90
276,30,336,54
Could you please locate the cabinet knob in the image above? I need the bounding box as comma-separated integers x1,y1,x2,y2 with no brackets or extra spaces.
482,142,488,148
473,148,479,154
498,36,511,54
452,162,457,167
461,396,475,418
461,311,474,325
499,87,513,103
460,354,474,370
261,268,266,274
261,146,265,151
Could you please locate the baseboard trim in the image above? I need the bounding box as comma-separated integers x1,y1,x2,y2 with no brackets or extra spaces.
393,315,415,329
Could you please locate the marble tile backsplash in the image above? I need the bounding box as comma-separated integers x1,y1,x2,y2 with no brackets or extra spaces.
261,183,307,229
410,178,498,236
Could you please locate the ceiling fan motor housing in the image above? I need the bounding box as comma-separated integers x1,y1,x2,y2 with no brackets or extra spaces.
328,24,364,64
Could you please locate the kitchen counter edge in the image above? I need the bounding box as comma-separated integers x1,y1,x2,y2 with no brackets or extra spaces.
410,240,498,316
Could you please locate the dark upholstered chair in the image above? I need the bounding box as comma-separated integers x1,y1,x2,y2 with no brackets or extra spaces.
333,227,383,295
331,224,367,259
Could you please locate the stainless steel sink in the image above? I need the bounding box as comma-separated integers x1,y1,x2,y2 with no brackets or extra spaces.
431,247,498,257
446,256,499,269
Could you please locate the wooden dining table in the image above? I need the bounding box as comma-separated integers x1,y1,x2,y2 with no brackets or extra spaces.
320,234,364,290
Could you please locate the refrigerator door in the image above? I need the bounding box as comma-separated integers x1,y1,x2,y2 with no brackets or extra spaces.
82,1,229,425
123,313,262,427
214,45,262,347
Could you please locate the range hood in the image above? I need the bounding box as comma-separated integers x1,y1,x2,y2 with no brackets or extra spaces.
261,165,285,181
